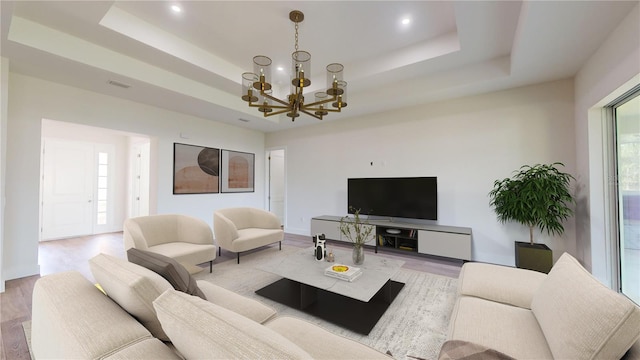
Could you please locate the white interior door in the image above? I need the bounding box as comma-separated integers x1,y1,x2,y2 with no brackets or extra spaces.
42,139,94,240
268,149,285,225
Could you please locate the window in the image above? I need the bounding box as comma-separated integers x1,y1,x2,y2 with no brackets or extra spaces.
612,87,640,305
97,152,108,225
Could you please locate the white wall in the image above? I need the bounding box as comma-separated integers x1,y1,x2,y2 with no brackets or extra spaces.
266,79,576,266
3,73,266,281
574,4,640,286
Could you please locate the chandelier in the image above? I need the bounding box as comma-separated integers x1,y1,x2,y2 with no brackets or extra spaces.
241,10,347,121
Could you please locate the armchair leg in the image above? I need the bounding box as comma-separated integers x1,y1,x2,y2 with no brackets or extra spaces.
209,260,213,273
279,241,282,250
218,247,221,256
237,252,240,264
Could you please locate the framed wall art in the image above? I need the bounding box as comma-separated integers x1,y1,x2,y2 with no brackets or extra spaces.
221,149,255,193
173,143,220,194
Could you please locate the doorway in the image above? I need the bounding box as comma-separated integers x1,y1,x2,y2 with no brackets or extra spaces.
40,120,151,241
267,149,285,227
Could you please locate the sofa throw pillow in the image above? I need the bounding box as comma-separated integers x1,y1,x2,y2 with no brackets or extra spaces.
127,248,206,300
153,289,311,360
531,252,640,359
88,253,173,341
438,340,516,360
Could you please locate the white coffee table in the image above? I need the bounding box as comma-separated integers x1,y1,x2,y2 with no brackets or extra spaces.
255,246,405,334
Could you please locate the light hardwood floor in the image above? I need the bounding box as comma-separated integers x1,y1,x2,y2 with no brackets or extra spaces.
0,232,462,360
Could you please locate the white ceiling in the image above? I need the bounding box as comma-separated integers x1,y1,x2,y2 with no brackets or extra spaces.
0,1,636,133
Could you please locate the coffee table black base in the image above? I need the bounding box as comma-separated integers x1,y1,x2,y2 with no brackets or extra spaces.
255,278,404,335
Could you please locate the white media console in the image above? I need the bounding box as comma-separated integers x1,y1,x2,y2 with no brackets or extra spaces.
311,215,472,261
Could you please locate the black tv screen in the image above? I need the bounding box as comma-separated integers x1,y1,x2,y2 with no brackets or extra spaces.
347,177,437,220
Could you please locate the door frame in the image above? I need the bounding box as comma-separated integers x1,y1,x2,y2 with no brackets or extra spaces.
266,147,286,229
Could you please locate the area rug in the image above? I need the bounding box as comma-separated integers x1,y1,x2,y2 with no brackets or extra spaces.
194,246,458,360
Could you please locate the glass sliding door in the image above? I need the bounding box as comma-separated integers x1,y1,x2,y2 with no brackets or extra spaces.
614,90,640,305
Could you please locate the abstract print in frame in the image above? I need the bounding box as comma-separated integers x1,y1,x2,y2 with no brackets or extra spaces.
221,150,255,193
173,143,220,194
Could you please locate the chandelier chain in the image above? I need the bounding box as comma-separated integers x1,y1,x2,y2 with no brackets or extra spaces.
294,21,299,51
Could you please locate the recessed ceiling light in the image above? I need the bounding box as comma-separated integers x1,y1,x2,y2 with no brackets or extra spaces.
277,66,284,71
171,5,182,13
401,18,411,25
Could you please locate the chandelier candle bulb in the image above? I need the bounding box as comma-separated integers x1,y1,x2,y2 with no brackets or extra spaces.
241,72,258,102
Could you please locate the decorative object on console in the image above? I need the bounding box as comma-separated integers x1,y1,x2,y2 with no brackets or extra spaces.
340,207,375,265
488,163,575,273
241,10,347,121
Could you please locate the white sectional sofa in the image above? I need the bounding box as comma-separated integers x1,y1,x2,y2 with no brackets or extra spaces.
31,247,640,359
444,252,640,359
31,252,391,359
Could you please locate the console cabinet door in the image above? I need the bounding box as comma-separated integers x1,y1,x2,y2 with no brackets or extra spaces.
310,219,342,242
418,230,471,260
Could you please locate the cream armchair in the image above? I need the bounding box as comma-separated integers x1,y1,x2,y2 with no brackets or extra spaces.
213,207,283,264
123,214,217,272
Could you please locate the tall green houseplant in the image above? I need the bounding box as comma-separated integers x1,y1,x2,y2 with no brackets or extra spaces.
489,163,575,244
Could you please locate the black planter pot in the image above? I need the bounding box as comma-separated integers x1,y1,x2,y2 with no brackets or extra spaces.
515,241,553,274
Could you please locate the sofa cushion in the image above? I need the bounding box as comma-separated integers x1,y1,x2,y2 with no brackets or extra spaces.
89,253,173,341
234,228,284,252
531,252,640,359
265,316,392,359
31,271,173,359
457,261,546,309
153,289,312,359
127,248,206,299
196,280,276,324
447,295,553,359
103,338,181,360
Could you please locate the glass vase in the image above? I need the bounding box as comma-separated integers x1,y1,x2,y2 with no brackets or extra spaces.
352,244,364,265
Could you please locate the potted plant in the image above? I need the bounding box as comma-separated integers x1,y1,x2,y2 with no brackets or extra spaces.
488,162,575,273
340,207,375,265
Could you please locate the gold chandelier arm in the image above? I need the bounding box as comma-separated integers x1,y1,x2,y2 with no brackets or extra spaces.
261,91,291,107
248,103,290,110
263,108,292,117
303,106,342,113
303,96,335,108
299,109,323,120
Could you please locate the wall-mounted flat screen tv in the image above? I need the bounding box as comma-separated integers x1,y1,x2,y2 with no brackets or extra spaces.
347,177,437,220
